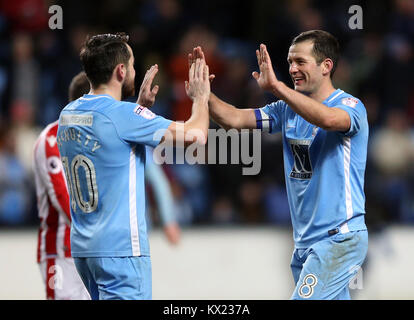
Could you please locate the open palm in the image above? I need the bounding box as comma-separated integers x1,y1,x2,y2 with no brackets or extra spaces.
252,44,279,92
137,64,159,108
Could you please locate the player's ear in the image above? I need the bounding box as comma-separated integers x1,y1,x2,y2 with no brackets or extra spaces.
115,64,126,82
322,58,333,77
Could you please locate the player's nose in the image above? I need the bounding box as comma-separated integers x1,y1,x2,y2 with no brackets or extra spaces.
290,63,299,74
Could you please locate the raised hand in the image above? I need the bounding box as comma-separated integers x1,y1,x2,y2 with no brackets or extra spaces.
137,64,159,108
252,44,279,93
187,46,215,86
185,57,210,102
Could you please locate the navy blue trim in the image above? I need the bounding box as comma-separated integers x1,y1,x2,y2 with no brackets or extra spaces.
254,109,262,130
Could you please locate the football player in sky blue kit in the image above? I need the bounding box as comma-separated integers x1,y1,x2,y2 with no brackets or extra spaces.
198,30,368,299
57,33,211,300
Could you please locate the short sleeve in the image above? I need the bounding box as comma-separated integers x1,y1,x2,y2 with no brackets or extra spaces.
334,97,367,137
110,102,172,147
255,100,286,133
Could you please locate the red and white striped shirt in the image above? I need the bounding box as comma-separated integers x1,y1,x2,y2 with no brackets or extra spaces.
33,120,71,263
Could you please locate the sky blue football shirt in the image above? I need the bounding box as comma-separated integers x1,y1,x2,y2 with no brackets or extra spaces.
57,94,172,257
255,89,368,248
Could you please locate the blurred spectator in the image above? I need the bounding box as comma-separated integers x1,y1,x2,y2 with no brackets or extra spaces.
0,121,31,225
297,6,324,31
55,25,88,107
211,196,237,224
139,0,187,55
370,109,414,221
237,179,264,224
332,58,353,93
263,182,291,225
167,24,224,121
9,99,41,175
0,0,48,34
406,91,414,126
214,55,251,108
349,34,384,89
10,33,40,117
382,0,414,114
370,109,414,177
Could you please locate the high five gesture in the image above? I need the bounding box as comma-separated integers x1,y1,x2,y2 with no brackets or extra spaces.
252,44,279,94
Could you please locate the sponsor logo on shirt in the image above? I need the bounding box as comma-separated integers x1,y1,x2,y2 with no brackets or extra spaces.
289,139,313,180
134,105,155,119
341,97,358,108
60,114,93,126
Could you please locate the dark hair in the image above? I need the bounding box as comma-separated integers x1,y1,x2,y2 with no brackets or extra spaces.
79,33,131,88
68,71,90,102
291,30,340,77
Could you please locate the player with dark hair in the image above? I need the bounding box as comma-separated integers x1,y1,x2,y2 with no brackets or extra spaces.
70,71,181,245
33,71,91,300
198,30,368,299
68,72,90,103
57,33,210,300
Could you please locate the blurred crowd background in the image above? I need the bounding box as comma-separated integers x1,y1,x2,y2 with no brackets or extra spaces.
0,0,413,232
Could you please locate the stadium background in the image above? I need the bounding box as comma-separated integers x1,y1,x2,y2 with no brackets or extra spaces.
0,0,413,299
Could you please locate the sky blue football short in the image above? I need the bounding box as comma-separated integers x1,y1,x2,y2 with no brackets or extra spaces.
74,256,152,300
290,230,368,300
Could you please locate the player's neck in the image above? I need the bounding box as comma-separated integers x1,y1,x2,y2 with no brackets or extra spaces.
308,80,336,103
91,83,122,101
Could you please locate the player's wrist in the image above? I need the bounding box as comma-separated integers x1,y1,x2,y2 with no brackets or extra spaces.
193,95,209,105
271,80,285,98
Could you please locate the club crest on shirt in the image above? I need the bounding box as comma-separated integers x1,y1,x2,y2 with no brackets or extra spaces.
47,156,62,174
341,97,358,108
134,105,155,119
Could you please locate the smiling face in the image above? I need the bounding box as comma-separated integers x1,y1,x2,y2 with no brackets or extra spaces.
287,40,326,95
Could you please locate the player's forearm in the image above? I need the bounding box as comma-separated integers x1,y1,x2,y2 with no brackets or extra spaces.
184,97,209,145
208,93,242,130
273,82,348,131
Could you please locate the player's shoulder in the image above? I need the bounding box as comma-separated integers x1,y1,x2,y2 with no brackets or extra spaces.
34,120,59,156
332,89,364,109
108,100,158,121
37,120,59,141
262,99,288,113
63,94,117,113
61,99,80,112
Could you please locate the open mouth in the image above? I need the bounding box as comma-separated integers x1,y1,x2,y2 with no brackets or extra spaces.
293,78,304,85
